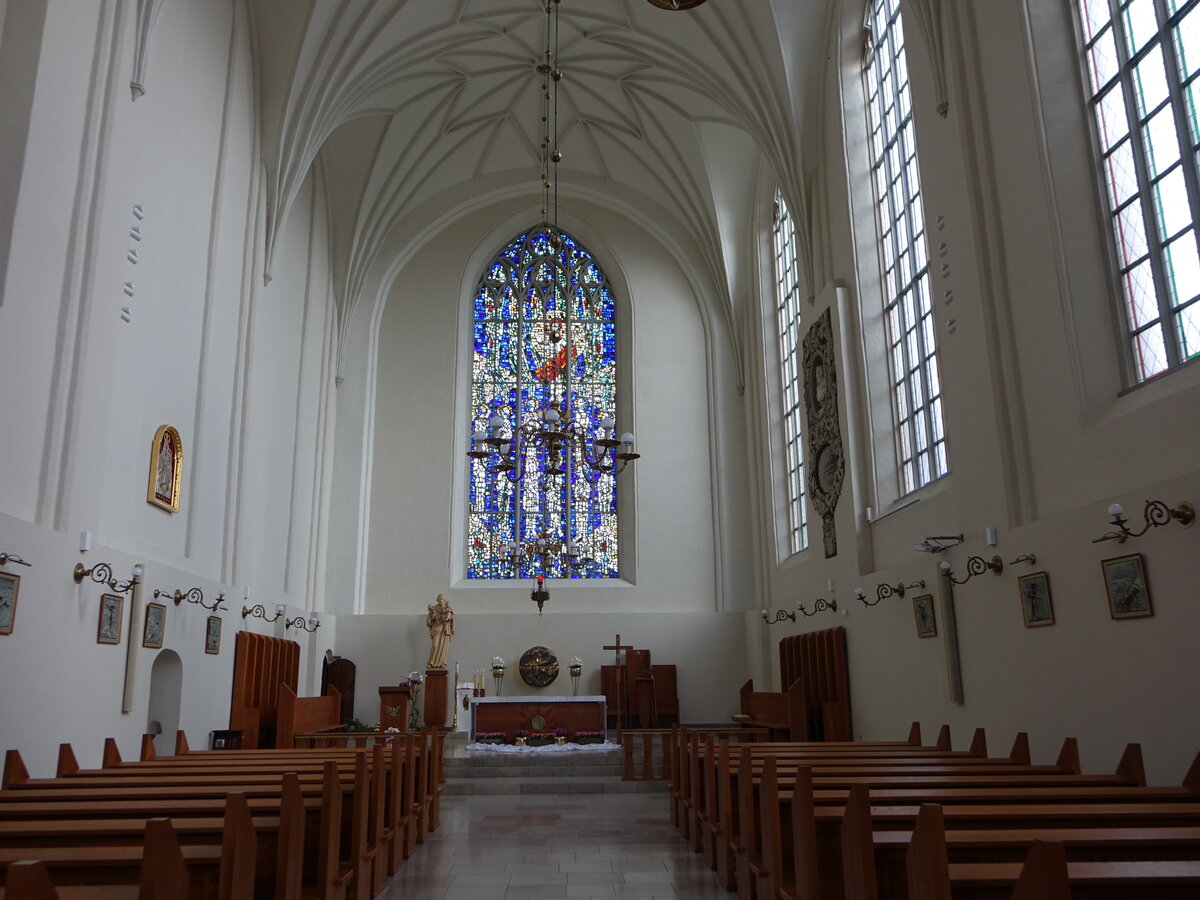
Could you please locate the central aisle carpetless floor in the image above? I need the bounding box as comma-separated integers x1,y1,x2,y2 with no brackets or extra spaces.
379,793,731,899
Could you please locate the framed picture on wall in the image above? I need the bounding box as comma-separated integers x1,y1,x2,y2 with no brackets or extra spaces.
1017,572,1055,627
205,616,222,655
0,571,19,636
1102,553,1152,619
143,602,166,649
97,593,124,644
147,424,183,513
912,593,937,638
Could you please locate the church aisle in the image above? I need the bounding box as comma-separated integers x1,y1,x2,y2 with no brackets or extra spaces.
380,793,730,899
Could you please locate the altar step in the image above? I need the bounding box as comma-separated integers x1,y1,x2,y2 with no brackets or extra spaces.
440,732,668,795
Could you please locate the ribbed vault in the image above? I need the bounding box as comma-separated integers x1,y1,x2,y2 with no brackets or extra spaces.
244,0,832,360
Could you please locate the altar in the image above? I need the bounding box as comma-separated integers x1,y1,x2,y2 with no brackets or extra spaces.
469,695,606,741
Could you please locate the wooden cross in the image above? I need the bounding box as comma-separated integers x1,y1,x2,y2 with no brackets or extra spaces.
603,633,633,668
602,634,635,732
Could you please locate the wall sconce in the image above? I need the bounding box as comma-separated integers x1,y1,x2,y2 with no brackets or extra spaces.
0,552,31,568
1008,553,1037,567
797,597,837,617
243,603,284,623
74,562,143,594
760,607,796,624
285,613,321,633
861,579,926,607
913,534,963,554
939,556,1003,585
154,587,226,612
531,576,550,615
1092,500,1194,544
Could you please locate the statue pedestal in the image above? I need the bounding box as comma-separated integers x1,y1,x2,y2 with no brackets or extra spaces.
423,668,449,729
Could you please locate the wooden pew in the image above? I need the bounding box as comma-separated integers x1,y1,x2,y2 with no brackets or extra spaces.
729,742,1195,900
0,817,186,900
840,784,1200,900
733,678,808,741
0,792,255,900
907,804,1200,899
0,744,396,900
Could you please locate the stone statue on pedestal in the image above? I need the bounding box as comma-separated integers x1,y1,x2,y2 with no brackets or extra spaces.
426,594,454,669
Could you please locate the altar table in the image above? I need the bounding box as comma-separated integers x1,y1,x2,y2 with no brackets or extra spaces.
469,695,606,741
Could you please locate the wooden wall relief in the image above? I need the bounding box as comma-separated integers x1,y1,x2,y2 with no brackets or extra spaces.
803,307,846,557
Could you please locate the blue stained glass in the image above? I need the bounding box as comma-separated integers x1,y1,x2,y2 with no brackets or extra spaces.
467,226,622,579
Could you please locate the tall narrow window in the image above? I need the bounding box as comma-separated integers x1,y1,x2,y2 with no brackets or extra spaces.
773,191,808,554
865,0,949,494
1076,0,1200,381
466,226,621,580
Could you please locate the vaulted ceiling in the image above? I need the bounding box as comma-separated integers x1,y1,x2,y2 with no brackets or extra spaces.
245,0,831,333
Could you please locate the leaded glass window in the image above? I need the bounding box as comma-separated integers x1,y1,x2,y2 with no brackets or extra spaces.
1076,0,1200,380
773,191,809,554
866,0,949,494
466,227,620,579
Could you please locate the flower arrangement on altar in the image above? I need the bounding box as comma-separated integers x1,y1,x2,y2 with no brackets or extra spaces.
406,671,423,731
573,730,606,744
474,731,507,745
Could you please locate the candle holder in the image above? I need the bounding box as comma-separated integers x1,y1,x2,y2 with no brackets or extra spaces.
569,657,582,695
73,562,142,594
491,657,505,696
1092,500,1194,544
939,556,1003,585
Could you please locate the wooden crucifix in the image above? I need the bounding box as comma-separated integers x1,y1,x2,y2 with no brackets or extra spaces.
603,633,634,732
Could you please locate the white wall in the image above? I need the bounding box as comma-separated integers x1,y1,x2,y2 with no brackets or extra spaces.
336,611,748,727
744,0,1200,785
359,198,749,616
0,0,338,775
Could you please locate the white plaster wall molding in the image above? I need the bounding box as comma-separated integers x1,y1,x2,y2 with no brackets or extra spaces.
900,0,950,117
130,0,170,100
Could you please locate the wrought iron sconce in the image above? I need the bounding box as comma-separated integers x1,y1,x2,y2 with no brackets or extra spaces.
1009,553,1037,567
154,587,226,612
797,598,837,617
0,552,31,568
860,579,926,607
242,603,284,623
1091,500,1194,544
285,613,321,633
939,556,1003,585
760,607,796,624
73,561,142,594
531,576,550,615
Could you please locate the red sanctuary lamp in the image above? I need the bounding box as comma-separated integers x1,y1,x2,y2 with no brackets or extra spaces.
531,576,550,615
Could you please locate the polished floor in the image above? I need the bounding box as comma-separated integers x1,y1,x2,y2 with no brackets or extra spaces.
379,793,731,899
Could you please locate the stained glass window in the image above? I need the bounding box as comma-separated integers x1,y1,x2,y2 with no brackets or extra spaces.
866,0,950,494
773,191,809,554
1075,0,1200,381
466,227,621,579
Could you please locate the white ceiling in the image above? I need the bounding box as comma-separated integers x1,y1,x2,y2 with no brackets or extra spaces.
246,0,831,329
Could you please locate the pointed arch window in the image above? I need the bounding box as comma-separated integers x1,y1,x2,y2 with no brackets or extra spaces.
865,0,950,493
773,191,809,554
466,226,623,580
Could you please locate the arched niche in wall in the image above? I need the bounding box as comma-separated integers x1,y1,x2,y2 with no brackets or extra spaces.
146,649,182,755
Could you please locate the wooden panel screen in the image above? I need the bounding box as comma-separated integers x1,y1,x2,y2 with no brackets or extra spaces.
229,632,300,749
778,626,851,741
